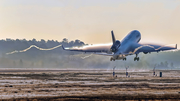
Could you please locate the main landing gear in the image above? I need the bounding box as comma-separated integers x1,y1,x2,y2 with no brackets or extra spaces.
134,54,140,61
123,58,126,61
110,57,127,61
110,57,115,61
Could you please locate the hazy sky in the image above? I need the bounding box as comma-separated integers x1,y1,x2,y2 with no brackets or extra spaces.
0,0,180,46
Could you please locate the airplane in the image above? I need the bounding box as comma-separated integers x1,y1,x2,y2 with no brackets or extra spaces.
62,30,177,61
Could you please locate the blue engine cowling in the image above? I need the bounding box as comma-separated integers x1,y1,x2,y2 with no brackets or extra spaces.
110,40,121,52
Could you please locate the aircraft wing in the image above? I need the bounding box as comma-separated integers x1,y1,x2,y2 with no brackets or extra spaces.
128,43,177,54
62,44,112,53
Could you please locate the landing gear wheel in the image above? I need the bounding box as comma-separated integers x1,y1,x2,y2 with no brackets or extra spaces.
134,57,140,61
110,58,113,61
123,58,126,61
110,58,115,61
137,57,139,61
134,54,140,61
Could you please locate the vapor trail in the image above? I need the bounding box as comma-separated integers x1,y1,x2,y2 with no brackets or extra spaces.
81,54,93,59
6,44,62,55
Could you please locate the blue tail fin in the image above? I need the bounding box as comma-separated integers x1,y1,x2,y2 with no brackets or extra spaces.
111,30,116,44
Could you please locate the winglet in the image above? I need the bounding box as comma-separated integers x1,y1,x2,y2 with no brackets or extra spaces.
111,30,116,44
62,45,65,50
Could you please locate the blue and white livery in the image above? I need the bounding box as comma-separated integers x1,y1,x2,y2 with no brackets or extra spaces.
62,30,177,61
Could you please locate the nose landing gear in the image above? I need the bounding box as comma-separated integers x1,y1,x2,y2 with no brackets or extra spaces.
134,54,140,61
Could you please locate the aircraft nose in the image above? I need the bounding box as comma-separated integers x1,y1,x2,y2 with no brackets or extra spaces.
132,30,139,33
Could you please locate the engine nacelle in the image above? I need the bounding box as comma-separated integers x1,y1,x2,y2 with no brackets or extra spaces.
110,40,121,52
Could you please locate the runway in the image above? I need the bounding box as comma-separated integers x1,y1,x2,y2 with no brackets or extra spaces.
0,69,180,101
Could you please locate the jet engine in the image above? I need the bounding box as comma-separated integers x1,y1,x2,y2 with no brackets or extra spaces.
110,40,121,52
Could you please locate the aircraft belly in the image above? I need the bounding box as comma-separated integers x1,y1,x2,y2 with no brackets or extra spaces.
112,54,126,60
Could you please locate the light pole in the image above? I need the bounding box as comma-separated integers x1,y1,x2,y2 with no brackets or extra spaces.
125,66,129,77
113,66,116,77
153,66,156,76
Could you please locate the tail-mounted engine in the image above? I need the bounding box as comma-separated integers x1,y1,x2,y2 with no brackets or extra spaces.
111,40,121,52
110,30,121,53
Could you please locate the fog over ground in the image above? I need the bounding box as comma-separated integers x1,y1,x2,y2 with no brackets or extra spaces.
0,38,179,70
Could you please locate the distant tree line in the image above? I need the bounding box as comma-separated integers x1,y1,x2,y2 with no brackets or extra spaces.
0,38,87,68
0,38,179,69
0,38,85,55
